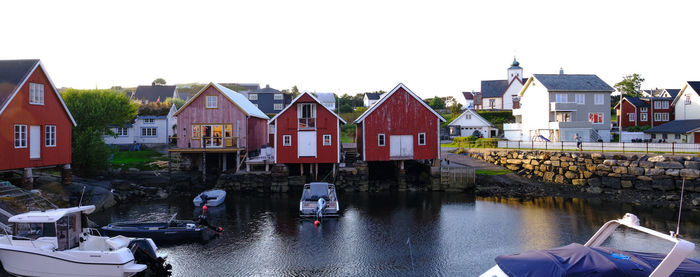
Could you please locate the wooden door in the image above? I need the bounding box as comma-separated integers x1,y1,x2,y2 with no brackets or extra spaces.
298,131,317,157
390,135,413,159
694,132,700,143
30,125,40,159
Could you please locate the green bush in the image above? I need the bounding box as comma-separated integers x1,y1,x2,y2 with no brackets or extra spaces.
626,125,650,132
475,138,499,148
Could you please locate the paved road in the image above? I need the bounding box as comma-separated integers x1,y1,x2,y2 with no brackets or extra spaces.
441,149,504,171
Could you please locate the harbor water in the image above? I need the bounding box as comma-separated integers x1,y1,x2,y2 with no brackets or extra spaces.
90,192,700,276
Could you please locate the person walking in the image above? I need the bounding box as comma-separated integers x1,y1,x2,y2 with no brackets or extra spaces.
575,133,582,152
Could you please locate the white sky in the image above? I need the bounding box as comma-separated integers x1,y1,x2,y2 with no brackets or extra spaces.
2,0,698,103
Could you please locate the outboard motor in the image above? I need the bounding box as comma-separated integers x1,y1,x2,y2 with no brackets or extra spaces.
128,239,172,276
316,198,327,218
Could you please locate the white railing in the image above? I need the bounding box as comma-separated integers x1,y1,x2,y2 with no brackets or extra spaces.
497,140,700,154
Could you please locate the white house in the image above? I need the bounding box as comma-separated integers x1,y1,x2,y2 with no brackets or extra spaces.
364,93,381,107
504,71,614,142
447,109,498,138
104,113,173,146
479,58,527,110
314,92,336,111
673,81,700,120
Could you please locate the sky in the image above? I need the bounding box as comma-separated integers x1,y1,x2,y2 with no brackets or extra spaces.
1,0,698,103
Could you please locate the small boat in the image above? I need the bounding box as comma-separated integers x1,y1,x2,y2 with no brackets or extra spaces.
480,213,700,277
102,214,222,243
299,182,340,218
193,189,226,206
0,205,169,277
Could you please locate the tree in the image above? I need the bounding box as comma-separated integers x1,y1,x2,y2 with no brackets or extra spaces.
291,85,300,97
450,102,463,115
164,97,186,109
62,89,138,175
427,97,446,110
153,78,166,85
139,102,172,116
614,74,644,97
339,103,353,113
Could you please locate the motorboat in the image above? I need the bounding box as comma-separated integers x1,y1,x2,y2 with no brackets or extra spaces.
102,213,222,243
299,182,340,218
480,213,700,277
0,205,169,277
193,189,226,207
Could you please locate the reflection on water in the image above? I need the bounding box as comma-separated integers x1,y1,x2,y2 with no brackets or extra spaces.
89,193,700,276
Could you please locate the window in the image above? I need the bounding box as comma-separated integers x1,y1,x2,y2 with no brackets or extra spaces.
555,94,568,103
686,95,692,105
378,134,385,146
141,127,157,137
224,125,232,137
274,94,283,100
676,134,681,139
14,124,27,148
465,114,471,120
654,113,669,121
116,127,128,136
640,107,648,112
191,125,200,138
298,103,316,129
588,112,603,124
45,125,56,147
249,94,258,100
489,99,495,108
663,134,668,139
29,83,44,105
594,94,604,105
575,94,585,104
418,133,426,145
651,134,657,139
653,100,669,109
274,103,283,110
628,113,635,122
206,96,217,108
640,113,647,122
283,135,291,146
556,112,571,122
143,118,155,124
323,134,332,146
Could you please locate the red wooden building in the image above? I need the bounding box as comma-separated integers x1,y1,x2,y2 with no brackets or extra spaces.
615,96,674,130
268,92,345,176
171,83,269,172
354,83,445,163
0,59,77,187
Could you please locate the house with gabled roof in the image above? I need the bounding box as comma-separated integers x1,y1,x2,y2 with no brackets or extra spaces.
364,93,382,107
355,83,445,163
0,59,76,187
643,119,700,143
673,81,700,121
479,58,528,110
614,96,673,130
447,109,498,138
170,82,269,172
241,84,292,114
504,70,614,142
314,92,336,111
268,92,345,178
132,83,178,103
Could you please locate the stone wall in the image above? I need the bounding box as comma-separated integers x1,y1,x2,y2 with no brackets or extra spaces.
468,149,700,193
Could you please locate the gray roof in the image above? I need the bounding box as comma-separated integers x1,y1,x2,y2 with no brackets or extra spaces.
625,97,648,107
133,85,176,102
366,92,381,100
248,84,282,94
219,83,260,92
644,120,700,134
212,83,269,120
314,92,336,103
688,82,700,95
0,59,39,109
481,80,509,98
666,89,681,99
533,74,614,92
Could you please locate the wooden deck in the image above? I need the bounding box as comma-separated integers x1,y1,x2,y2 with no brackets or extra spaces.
168,148,243,153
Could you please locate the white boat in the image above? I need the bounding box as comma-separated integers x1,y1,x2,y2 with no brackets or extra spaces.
193,189,226,207
299,182,340,217
0,205,167,277
480,213,700,277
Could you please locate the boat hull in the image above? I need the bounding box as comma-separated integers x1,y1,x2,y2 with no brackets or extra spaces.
193,189,226,207
0,246,144,277
102,227,204,242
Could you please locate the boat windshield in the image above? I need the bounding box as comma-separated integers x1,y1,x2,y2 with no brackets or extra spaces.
14,223,56,239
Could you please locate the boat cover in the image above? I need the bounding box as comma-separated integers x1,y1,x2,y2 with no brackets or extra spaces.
495,243,700,277
308,183,329,201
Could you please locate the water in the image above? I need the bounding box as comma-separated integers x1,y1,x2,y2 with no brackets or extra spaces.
89,192,700,276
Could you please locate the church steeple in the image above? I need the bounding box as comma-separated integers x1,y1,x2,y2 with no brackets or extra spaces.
508,57,523,83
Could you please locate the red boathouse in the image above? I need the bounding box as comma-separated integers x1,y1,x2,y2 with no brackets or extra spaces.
355,83,445,163
0,59,77,187
268,92,345,178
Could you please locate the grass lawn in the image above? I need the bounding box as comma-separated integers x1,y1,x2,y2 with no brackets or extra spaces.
111,150,167,170
441,142,460,148
475,169,512,175
341,133,355,143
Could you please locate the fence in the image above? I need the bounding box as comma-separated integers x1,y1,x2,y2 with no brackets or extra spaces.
497,140,700,154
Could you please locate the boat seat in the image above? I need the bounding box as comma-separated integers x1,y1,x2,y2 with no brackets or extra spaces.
105,235,130,251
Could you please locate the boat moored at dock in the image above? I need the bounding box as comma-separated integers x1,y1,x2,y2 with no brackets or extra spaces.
102,214,222,243
193,189,227,207
299,182,340,218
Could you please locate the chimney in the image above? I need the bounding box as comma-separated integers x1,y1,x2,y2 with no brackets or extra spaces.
559,67,564,75
266,84,270,89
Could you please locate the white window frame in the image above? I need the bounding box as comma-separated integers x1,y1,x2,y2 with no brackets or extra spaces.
575,94,585,105
141,127,157,137
465,114,471,120
640,107,648,113
378,134,385,146
418,133,426,145
29,83,44,105
283,135,291,146
273,94,283,100
588,112,604,124
143,118,155,124
323,134,332,146
640,113,648,122
594,94,604,105
274,103,283,110
45,125,56,147
654,112,669,122
555,94,568,103
116,127,129,136
686,95,692,105
14,124,27,148
249,94,258,100
628,113,635,122
206,96,218,108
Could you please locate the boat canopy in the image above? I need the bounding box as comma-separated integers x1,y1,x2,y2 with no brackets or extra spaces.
307,183,329,200
495,243,700,277
9,205,96,223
